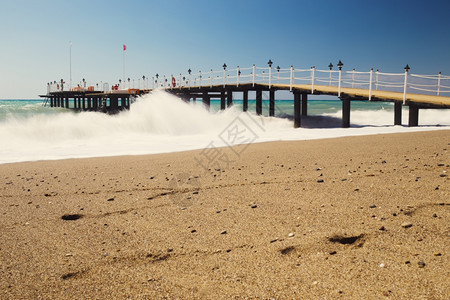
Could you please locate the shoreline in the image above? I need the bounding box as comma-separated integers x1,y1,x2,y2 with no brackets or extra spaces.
1,130,449,298
1,126,449,166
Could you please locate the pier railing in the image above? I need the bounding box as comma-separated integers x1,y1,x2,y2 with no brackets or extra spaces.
46,64,450,105
153,64,450,104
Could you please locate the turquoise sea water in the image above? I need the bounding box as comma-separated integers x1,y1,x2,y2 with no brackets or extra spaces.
0,98,393,121
0,94,448,164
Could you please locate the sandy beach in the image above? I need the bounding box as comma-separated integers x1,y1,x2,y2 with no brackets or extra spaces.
0,130,449,299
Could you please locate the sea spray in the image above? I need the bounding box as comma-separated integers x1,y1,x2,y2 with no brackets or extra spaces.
0,91,448,164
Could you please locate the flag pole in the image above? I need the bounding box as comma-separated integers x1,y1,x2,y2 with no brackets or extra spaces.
123,44,125,87
69,41,72,90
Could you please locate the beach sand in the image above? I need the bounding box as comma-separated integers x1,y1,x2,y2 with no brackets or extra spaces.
1,130,449,299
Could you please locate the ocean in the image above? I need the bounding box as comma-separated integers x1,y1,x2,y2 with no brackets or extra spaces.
0,90,449,165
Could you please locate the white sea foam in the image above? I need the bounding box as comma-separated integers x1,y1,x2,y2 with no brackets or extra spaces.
0,90,448,164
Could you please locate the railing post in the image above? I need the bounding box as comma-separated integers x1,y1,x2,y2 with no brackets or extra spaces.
269,65,272,89
311,66,315,94
199,71,202,87
237,66,240,87
179,73,182,89
338,68,342,97
329,69,332,86
352,68,355,88
210,69,213,88
403,65,409,105
252,64,255,87
369,68,373,101
223,68,226,88
189,73,191,89
290,65,294,91
376,69,379,90
152,77,154,89
437,72,441,96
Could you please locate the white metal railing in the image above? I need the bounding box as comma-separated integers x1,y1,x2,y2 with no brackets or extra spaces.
47,65,450,104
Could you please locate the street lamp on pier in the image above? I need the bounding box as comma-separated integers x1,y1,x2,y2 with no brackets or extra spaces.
267,59,273,88
222,63,227,87
328,63,333,86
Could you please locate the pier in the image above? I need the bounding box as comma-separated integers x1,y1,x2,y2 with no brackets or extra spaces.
41,62,450,127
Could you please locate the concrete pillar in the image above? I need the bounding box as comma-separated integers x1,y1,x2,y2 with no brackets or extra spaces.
78,97,81,109
301,93,308,116
227,89,233,107
408,104,419,127
220,91,226,110
65,97,69,109
269,90,275,117
256,89,262,115
294,92,301,128
342,98,351,128
394,101,402,125
243,90,248,112
93,97,98,111
82,96,86,110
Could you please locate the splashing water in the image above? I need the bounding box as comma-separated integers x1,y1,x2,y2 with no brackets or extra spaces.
0,91,448,164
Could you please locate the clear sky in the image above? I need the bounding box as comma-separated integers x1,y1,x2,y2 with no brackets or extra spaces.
1,0,449,99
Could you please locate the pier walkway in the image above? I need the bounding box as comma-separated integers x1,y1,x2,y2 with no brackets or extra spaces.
41,62,450,128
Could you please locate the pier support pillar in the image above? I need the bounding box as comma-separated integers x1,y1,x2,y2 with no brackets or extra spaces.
202,91,210,110
408,104,419,127
111,96,119,112
294,92,301,128
93,97,98,111
65,97,69,109
243,90,248,112
82,96,86,110
193,97,196,103
269,90,275,117
301,93,308,116
78,97,81,110
394,101,402,125
227,89,233,107
256,90,262,115
87,97,92,110
342,98,351,128
220,91,226,110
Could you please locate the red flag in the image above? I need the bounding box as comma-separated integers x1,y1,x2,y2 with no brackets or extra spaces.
123,44,126,51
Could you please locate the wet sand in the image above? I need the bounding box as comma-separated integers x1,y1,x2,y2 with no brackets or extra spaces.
0,130,449,299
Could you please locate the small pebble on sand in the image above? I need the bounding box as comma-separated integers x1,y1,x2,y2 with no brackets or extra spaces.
401,222,413,228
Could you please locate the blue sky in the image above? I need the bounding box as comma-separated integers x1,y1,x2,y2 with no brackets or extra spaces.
1,0,449,98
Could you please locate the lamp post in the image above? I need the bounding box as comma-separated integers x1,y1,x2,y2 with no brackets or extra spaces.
328,63,333,86
188,69,191,89
222,63,227,87
142,76,146,89
337,60,343,97
128,78,130,89
403,64,410,104
311,66,315,94
199,71,202,87
119,79,122,89
69,41,72,90
277,66,280,83
237,66,240,87
155,74,159,88
268,59,273,88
